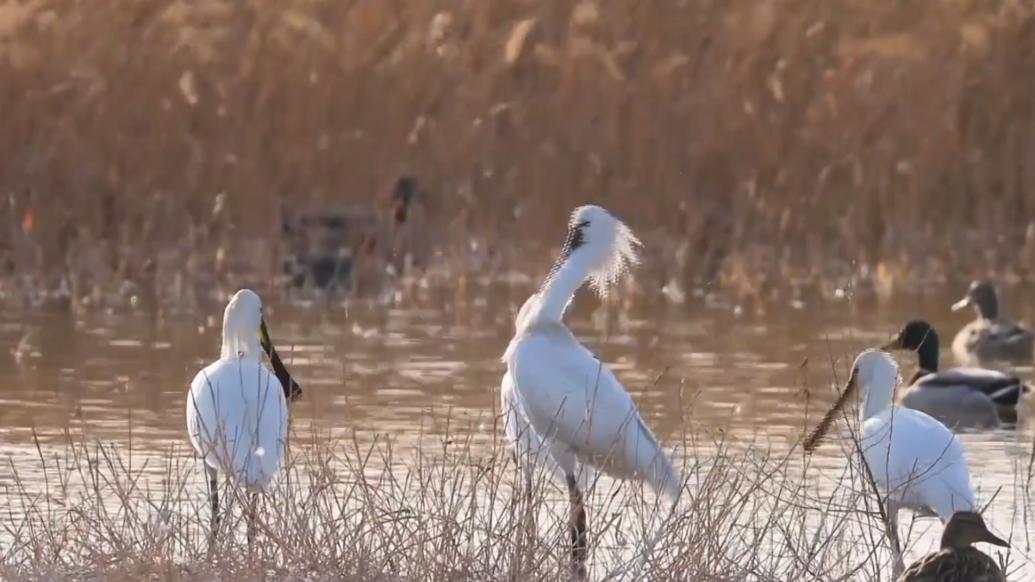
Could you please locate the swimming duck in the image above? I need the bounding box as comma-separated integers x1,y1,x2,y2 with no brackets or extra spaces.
279,176,426,295
897,510,1007,582
951,281,1033,367
881,320,1029,428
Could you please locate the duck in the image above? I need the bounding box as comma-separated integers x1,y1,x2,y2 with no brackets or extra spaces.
951,280,1033,367
882,320,1029,428
897,510,1008,582
186,289,302,541
805,349,982,576
501,205,679,579
279,176,426,295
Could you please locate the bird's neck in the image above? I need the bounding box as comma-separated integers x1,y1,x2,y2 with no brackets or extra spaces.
221,329,263,361
940,525,972,551
977,299,998,320
530,248,597,325
916,332,940,372
860,380,895,422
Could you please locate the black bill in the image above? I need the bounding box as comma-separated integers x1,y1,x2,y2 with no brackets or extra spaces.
260,318,303,403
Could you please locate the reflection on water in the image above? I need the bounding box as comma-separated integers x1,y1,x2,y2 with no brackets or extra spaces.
0,287,1033,576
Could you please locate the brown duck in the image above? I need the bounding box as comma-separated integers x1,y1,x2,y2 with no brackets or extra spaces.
951,281,1033,367
897,511,1008,582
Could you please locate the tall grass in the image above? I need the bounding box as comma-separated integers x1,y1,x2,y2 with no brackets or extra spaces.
2,1,1035,309
0,411,1029,580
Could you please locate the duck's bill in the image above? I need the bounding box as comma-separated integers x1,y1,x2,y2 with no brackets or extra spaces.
982,529,1010,548
878,338,900,351
950,297,972,312
259,319,304,402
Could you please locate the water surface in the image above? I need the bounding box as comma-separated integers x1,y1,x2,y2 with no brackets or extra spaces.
0,288,1033,577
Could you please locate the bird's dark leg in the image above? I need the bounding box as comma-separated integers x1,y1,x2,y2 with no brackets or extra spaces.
566,472,588,580
520,468,537,566
246,490,259,549
206,465,221,532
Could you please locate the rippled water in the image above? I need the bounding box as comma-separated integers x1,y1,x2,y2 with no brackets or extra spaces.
1,288,1033,576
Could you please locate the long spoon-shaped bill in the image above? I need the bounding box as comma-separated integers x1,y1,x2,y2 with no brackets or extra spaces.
803,366,859,454
259,319,303,402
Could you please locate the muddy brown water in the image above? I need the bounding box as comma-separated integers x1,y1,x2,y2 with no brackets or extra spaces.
0,287,1033,576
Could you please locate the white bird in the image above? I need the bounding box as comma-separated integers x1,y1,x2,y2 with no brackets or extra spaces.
805,349,977,575
501,205,680,578
186,289,302,540
502,296,568,486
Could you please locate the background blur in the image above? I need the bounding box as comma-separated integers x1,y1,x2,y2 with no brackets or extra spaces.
3,0,1035,311
2,5,1035,578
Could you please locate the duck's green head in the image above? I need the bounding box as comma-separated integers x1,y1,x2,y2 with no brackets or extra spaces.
882,320,937,352
951,280,999,319
881,320,940,371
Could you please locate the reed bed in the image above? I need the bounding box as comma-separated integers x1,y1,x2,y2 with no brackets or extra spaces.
3,1,1035,310
0,414,1030,581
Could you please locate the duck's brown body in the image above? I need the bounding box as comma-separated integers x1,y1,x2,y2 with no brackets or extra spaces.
951,280,1033,367
897,547,1005,582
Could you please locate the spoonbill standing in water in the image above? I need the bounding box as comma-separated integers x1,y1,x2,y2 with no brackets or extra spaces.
187,289,303,541
501,205,680,577
805,349,978,576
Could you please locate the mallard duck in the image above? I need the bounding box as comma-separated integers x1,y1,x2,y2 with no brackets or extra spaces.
279,176,426,294
883,320,1030,428
897,510,1008,582
805,350,981,576
951,281,1033,367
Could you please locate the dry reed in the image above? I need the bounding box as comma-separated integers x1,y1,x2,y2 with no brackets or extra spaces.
0,405,1029,581
3,1,1035,310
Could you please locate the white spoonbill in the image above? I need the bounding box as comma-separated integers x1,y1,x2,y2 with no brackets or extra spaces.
187,289,302,539
501,205,680,577
805,349,978,575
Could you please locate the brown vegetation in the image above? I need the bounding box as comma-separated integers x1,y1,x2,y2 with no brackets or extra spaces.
4,421,1026,581
2,0,1035,309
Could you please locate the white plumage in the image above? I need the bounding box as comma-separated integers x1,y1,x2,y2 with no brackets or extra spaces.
187,289,295,534
501,204,679,495
504,322,679,497
501,368,567,484
187,361,288,490
855,350,976,520
809,349,978,575
501,205,678,577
